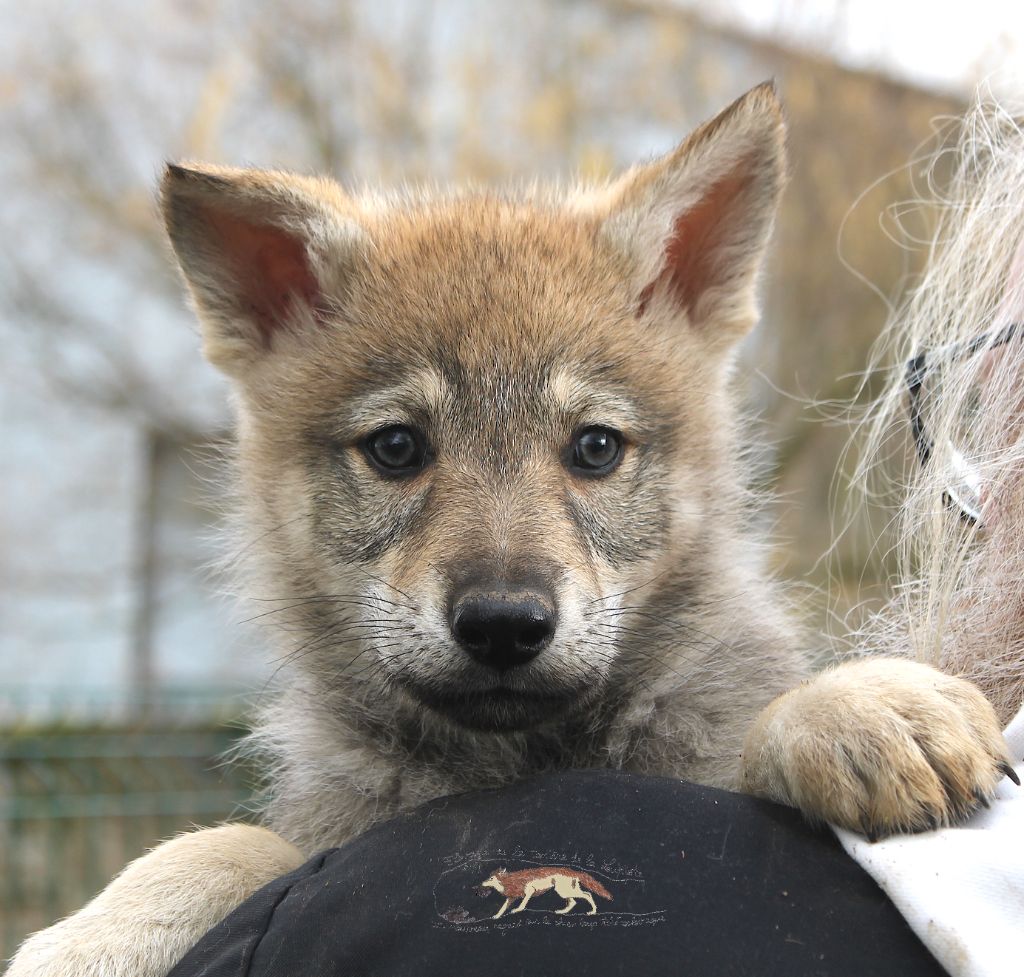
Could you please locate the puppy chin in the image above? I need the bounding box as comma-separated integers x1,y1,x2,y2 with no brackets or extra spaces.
401,680,591,733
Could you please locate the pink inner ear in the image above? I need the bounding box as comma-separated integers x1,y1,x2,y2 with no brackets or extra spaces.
204,206,321,346
638,162,755,319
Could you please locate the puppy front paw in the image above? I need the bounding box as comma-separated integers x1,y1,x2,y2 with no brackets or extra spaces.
4,917,139,977
741,658,1017,839
4,824,303,977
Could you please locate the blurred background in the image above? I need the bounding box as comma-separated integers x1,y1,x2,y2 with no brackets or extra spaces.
2,0,1021,958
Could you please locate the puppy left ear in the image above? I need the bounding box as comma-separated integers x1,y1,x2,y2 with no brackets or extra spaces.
160,162,366,377
600,82,787,345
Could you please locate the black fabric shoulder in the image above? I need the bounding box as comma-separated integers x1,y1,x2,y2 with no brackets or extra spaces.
170,771,945,977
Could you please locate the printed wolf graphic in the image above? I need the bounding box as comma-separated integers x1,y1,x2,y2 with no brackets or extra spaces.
6,83,1015,977
481,867,614,918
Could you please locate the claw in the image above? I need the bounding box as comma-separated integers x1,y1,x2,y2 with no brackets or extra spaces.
999,761,1021,787
973,789,991,809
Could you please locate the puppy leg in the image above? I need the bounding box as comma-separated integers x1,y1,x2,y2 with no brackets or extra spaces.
741,658,1016,839
5,824,303,977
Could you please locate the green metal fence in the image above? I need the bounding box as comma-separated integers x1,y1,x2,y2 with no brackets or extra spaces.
0,704,254,963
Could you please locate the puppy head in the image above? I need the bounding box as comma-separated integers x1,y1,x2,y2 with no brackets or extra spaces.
161,83,786,733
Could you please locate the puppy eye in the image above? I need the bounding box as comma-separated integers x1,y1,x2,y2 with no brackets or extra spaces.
362,425,428,476
568,426,623,475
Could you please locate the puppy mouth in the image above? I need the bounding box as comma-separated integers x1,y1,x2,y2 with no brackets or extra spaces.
401,680,588,732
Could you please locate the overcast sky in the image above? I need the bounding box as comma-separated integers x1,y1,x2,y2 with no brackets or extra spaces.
671,0,1024,97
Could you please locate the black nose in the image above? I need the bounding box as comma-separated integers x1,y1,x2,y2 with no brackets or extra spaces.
450,587,556,671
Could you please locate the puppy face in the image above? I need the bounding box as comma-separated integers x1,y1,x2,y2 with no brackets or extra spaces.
161,84,785,732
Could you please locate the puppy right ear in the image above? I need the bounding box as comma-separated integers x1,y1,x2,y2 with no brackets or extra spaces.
160,163,366,376
596,82,786,350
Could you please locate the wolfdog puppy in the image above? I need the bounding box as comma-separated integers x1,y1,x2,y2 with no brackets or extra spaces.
7,84,1014,977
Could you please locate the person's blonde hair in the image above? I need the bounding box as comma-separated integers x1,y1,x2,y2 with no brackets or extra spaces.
856,90,1024,725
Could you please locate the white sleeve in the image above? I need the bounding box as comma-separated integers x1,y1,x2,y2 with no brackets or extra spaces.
835,704,1024,977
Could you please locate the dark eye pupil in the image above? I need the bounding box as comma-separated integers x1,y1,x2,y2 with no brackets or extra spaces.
366,426,423,472
573,427,622,472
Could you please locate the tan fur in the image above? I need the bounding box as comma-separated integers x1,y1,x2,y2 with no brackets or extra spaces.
6,84,1013,976
741,658,1010,836
4,826,302,977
